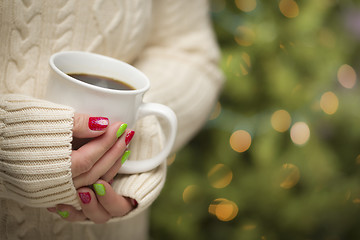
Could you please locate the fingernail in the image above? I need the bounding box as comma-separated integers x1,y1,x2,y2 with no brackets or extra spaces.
89,117,109,131
78,192,91,204
116,123,128,138
57,210,69,218
121,150,131,164
130,198,138,208
47,207,56,212
93,183,106,196
125,131,135,145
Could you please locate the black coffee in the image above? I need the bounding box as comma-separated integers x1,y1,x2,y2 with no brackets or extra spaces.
68,73,135,91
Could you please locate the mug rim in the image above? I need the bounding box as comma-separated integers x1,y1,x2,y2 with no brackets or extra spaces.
49,51,150,95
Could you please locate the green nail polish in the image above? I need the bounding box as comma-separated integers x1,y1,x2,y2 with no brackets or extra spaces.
57,210,69,218
121,150,131,164
93,183,106,196
116,123,128,138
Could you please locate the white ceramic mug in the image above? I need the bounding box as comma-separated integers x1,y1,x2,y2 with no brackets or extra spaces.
46,51,177,174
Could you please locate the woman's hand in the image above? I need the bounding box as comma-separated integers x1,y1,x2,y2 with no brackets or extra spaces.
70,113,135,188
48,180,138,223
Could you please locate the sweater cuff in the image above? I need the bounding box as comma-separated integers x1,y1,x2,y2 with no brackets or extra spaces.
0,94,79,208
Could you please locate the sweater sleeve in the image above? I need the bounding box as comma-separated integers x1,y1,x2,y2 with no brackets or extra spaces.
109,0,224,220
0,94,80,209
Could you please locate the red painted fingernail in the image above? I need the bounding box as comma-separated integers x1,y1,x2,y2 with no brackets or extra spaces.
130,198,138,208
125,131,135,145
89,117,109,131
78,192,91,204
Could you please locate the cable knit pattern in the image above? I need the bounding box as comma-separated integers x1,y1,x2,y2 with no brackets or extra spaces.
0,0,224,239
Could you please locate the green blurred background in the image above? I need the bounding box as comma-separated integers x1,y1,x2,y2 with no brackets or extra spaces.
150,0,360,239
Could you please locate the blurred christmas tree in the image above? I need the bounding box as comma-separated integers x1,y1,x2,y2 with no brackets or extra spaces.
150,0,360,239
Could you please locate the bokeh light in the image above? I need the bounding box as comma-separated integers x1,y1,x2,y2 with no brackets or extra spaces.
208,198,238,222
271,109,292,132
280,163,300,189
182,185,199,204
356,154,360,165
209,102,222,120
240,52,251,75
337,64,357,89
167,153,176,166
235,26,256,46
207,164,233,188
320,91,339,115
290,122,310,145
230,130,252,152
235,0,257,12
279,0,299,18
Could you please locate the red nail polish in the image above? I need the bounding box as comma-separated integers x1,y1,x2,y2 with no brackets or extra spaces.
130,198,138,208
125,131,135,145
78,192,91,204
89,117,109,131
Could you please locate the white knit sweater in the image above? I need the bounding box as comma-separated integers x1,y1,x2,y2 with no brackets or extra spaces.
0,0,223,239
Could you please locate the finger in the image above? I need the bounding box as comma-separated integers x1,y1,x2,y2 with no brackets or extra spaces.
101,130,134,182
54,204,87,222
101,149,130,182
73,113,109,138
77,187,111,224
93,180,134,217
71,122,127,178
74,129,134,187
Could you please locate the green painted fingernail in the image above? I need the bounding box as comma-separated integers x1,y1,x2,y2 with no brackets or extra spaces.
57,210,69,218
93,183,106,196
121,150,131,164
116,123,127,138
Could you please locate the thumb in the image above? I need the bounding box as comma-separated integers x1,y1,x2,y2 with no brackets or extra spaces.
73,113,109,138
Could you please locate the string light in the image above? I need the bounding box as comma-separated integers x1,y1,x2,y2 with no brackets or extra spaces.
235,26,256,46
209,102,222,120
320,91,339,115
337,64,357,89
207,164,233,189
208,198,238,222
230,130,252,152
167,153,176,166
235,0,257,12
271,109,292,132
280,163,300,189
182,185,198,204
279,0,299,18
290,122,310,145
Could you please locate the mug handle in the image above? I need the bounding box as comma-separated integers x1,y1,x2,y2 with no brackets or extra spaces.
118,102,177,174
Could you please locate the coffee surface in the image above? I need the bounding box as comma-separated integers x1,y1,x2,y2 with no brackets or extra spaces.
68,73,135,91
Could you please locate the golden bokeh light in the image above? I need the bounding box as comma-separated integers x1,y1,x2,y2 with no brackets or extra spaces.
356,155,360,165
271,109,292,132
290,122,310,145
209,198,238,222
337,64,357,89
167,153,176,166
230,130,252,152
279,0,299,18
209,102,222,120
320,91,339,115
235,26,256,46
280,163,300,189
242,224,257,230
240,52,252,75
182,185,199,204
235,0,257,12
207,164,233,189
